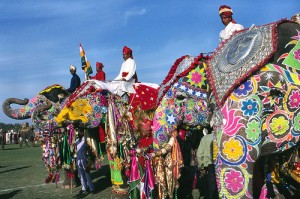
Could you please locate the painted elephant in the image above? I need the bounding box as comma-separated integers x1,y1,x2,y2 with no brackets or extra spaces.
151,20,300,199
206,20,300,198
151,54,211,198
2,84,70,131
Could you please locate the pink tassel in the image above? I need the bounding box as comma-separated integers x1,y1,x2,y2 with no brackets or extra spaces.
192,172,197,189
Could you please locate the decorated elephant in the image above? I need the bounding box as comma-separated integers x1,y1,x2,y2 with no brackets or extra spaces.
151,19,300,199
2,84,70,131
150,54,211,198
207,20,300,198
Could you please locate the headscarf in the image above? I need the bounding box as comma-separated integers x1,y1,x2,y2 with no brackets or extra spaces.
123,46,133,58
219,5,236,24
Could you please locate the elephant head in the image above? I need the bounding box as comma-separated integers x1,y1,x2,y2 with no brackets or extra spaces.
152,54,211,151
207,20,300,198
2,84,69,131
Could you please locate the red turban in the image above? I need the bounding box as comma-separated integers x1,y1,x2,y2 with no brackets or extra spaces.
96,62,104,68
123,46,133,58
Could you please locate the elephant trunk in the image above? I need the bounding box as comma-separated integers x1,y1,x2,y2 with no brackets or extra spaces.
2,98,31,119
31,99,53,124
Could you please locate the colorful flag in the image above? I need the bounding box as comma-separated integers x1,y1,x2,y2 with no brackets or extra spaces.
79,44,93,80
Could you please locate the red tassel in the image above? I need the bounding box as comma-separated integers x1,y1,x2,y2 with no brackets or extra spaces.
45,172,54,184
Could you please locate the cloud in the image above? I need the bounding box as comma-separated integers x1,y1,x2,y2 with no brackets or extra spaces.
124,8,146,25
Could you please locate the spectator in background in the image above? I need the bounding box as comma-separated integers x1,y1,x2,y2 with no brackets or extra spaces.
90,62,105,81
196,127,218,199
76,128,95,194
66,65,81,93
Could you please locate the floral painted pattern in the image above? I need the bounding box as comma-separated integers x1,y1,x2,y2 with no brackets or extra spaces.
269,116,289,136
289,90,300,109
293,112,300,131
245,120,261,142
294,48,300,61
233,80,253,97
222,137,243,161
186,66,207,88
224,169,244,193
241,99,258,116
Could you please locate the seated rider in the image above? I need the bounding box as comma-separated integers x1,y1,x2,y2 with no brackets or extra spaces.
65,65,81,93
219,5,244,42
114,46,138,83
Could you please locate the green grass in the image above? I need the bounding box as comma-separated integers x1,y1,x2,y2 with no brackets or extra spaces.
0,144,112,199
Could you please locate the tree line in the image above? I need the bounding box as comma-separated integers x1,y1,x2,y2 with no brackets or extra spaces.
0,122,22,132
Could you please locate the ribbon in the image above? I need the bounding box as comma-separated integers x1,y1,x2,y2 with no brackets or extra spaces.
144,154,155,198
129,150,140,181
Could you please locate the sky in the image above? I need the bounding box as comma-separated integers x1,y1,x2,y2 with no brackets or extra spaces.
0,0,299,124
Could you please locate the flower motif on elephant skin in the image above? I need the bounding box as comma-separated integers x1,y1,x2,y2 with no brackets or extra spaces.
294,48,300,61
245,119,261,142
222,137,243,161
241,99,258,116
186,67,206,87
221,105,245,136
233,80,253,97
269,116,289,136
224,169,244,193
289,90,300,109
293,112,300,131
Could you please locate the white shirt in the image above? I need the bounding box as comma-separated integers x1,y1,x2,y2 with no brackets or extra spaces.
114,58,136,82
220,22,244,42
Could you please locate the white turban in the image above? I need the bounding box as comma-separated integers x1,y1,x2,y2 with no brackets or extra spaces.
70,65,76,70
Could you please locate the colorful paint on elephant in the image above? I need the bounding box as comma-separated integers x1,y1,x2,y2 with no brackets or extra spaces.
207,20,300,198
151,54,211,198
153,54,211,151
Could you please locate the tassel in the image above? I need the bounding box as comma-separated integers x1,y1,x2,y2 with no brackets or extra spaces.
45,172,54,184
192,171,197,189
55,171,60,183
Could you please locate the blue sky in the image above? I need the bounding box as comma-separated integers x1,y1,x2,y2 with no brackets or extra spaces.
0,1,299,124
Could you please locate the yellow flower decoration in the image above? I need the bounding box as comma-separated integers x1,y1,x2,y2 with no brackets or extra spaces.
222,137,243,161
270,116,289,136
55,99,92,124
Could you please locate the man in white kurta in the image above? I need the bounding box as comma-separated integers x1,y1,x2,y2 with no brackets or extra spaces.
114,46,137,83
113,46,138,96
219,5,244,42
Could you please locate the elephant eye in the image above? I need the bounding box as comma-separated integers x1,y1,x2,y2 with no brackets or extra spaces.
176,93,186,100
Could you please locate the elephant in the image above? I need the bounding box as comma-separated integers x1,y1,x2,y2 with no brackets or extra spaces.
19,122,35,147
207,20,300,198
2,84,70,131
150,54,212,198
151,20,300,199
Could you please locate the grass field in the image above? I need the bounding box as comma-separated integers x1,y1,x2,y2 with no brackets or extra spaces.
0,144,112,199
